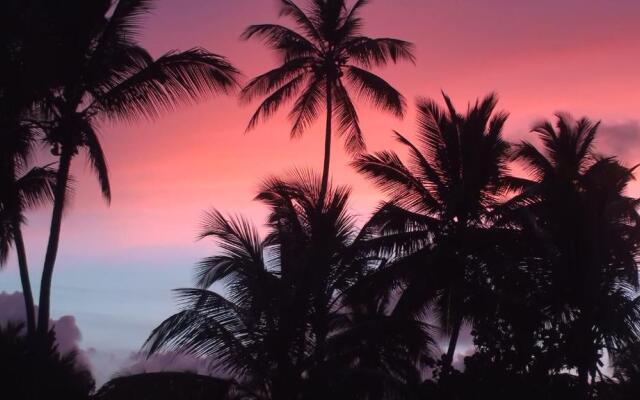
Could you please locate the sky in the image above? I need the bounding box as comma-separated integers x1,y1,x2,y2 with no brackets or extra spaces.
1,0,640,385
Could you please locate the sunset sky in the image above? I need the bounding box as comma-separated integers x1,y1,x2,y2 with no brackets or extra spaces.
1,0,640,384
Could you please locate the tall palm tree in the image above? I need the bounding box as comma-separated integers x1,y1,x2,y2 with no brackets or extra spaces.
353,92,512,372
503,114,640,393
37,0,240,334
241,0,415,200
0,102,51,338
144,171,431,400
0,0,72,337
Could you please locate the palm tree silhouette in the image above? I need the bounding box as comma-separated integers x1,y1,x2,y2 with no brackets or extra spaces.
353,92,512,372
0,95,55,338
504,114,640,394
0,161,56,336
0,0,74,337
145,171,431,400
241,0,414,200
36,0,240,335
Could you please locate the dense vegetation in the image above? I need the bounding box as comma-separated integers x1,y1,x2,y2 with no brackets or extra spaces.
1,0,639,399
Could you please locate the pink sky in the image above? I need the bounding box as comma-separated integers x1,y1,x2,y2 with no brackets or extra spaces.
1,0,640,384
46,0,640,252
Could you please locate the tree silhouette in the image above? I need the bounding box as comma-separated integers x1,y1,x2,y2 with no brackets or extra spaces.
144,171,431,400
0,0,78,337
503,114,640,394
94,372,230,400
0,322,95,399
241,0,414,200
610,342,640,398
353,92,512,373
0,163,56,336
36,0,240,334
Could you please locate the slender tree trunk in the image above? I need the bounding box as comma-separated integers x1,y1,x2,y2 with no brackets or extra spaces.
37,147,72,335
319,79,333,203
443,317,463,373
11,213,37,337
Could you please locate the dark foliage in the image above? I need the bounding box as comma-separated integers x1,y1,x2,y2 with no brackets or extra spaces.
94,372,230,400
0,323,94,400
145,172,432,400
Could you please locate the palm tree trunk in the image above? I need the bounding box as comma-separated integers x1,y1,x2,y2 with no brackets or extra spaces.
11,214,36,337
319,80,333,203
443,317,462,373
5,156,37,337
37,147,72,335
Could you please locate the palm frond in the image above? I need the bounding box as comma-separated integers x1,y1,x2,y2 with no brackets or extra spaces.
240,57,312,103
344,37,415,67
245,74,307,132
278,0,323,46
345,66,405,117
0,209,13,267
80,120,111,202
241,24,319,60
15,166,57,210
92,48,240,121
352,151,438,212
102,0,154,43
513,141,554,180
393,130,444,195
338,0,371,39
198,210,264,279
289,78,325,137
333,82,364,154
143,288,258,376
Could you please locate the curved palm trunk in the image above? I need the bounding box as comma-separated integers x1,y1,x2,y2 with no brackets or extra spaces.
443,317,462,373
37,147,72,335
319,80,333,204
11,214,36,337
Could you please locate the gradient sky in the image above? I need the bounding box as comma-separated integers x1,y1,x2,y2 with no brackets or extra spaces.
1,0,640,384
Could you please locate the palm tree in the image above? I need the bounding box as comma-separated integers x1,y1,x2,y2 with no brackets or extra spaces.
241,0,414,200
353,92,512,372
0,103,54,338
144,171,431,400
503,114,640,393
0,0,70,337
0,160,56,336
36,0,240,335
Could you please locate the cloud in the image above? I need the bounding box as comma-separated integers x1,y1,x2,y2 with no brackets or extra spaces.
53,315,92,367
120,351,215,377
597,121,640,162
0,291,29,322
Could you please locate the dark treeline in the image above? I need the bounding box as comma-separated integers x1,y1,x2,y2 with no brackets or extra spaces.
1,1,639,400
